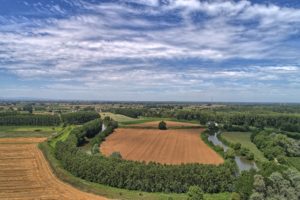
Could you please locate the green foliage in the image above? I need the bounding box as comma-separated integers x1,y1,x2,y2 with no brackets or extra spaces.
252,131,300,160
0,112,60,126
286,157,300,171
225,149,235,159
158,121,167,130
110,152,122,159
230,192,241,200
222,132,267,162
23,104,33,113
207,122,218,133
235,170,255,200
61,111,100,125
55,119,236,193
233,143,241,150
250,169,300,200
187,186,204,200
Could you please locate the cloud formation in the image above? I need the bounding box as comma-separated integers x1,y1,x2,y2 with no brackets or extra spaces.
0,0,300,102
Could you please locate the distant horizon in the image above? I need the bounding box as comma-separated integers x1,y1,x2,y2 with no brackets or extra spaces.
1,0,300,102
0,96,299,104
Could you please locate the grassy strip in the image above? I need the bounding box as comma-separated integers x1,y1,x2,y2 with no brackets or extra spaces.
49,125,74,148
221,132,268,163
0,126,59,138
100,112,137,122
39,142,231,200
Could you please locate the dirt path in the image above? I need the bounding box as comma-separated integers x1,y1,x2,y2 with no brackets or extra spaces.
100,128,223,165
0,138,108,200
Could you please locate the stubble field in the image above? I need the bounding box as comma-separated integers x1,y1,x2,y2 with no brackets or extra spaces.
0,137,107,200
100,128,224,165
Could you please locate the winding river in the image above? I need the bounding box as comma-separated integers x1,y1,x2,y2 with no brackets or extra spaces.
208,132,257,172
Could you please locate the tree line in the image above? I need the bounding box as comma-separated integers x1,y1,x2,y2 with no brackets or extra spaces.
107,107,300,134
61,111,100,124
0,112,60,126
55,118,237,193
0,111,100,126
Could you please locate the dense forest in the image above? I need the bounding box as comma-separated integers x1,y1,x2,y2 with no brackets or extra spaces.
61,111,100,124
55,118,237,193
0,112,60,126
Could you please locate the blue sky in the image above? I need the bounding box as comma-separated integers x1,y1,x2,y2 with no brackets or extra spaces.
0,0,300,102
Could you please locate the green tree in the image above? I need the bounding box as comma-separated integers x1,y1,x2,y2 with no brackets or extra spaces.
187,186,204,200
23,104,33,113
233,143,241,150
158,121,167,130
110,152,122,159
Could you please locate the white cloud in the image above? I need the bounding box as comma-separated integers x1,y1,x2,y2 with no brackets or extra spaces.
1,0,300,101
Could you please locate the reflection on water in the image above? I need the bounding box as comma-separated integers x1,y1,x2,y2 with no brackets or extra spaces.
208,132,228,152
102,124,106,131
208,132,257,172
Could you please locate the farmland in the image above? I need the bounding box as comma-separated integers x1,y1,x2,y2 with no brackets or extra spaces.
0,137,107,200
100,128,223,165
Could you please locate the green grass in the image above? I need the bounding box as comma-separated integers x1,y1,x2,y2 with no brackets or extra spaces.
0,126,60,138
222,132,268,162
100,112,137,122
49,126,74,148
286,157,300,171
39,142,231,200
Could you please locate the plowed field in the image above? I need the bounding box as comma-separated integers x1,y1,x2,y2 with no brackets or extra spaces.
100,128,223,165
0,138,107,200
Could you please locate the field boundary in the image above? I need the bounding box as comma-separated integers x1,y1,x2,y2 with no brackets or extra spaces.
39,141,189,200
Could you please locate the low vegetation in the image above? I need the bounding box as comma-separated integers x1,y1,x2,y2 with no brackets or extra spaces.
221,132,267,162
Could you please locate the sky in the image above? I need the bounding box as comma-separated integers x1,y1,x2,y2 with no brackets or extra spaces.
0,0,300,102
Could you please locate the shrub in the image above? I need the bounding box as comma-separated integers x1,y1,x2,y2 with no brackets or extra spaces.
158,121,167,130
110,152,122,159
187,186,204,200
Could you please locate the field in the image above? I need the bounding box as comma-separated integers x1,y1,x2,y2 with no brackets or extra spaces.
0,126,59,138
100,128,224,165
128,120,200,128
100,112,137,122
222,132,268,162
0,138,107,200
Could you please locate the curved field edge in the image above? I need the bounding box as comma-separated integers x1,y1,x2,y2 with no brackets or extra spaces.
39,141,231,200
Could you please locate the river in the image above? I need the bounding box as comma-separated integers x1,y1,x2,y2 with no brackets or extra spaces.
208,132,257,172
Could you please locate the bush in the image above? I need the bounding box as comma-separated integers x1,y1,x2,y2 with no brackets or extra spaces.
158,121,167,130
233,143,241,150
187,186,204,200
110,152,122,159
231,192,241,200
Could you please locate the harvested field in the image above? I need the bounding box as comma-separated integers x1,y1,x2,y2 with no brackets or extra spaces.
100,128,223,165
129,120,200,128
0,138,107,200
